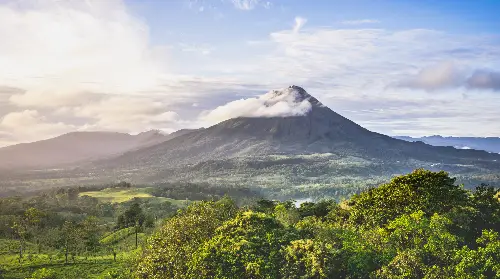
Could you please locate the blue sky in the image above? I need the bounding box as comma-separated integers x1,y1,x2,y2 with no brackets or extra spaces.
0,0,499,146
127,0,500,42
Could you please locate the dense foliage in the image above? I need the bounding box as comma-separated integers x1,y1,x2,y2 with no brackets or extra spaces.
136,169,500,278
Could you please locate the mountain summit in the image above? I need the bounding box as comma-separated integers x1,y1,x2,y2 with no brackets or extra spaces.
276,85,323,106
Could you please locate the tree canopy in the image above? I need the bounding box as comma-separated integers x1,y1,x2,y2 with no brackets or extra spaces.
135,170,500,279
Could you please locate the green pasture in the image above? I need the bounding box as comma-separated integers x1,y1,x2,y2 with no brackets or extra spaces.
78,187,188,206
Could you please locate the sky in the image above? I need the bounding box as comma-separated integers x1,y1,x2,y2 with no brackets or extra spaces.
0,0,500,146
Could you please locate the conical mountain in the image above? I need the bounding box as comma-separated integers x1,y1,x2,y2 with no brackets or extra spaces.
98,86,500,170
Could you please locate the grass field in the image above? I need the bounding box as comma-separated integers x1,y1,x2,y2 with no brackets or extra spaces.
79,187,188,206
0,252,130,279
78,187,154,203
0,236,139,279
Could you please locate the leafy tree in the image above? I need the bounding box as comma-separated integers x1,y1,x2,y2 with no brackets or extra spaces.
188,211,299,279
81,216,101,257
348,169,468,226
135,199,237,279
452,230,500,278
469,184,500,238
298,200,336,219
60,221,81,264
11,207,44,263
117,203,145,229
375,249,428,279
274,202,300,227
253,199,279,214
373,211,461,278
281,239,342,279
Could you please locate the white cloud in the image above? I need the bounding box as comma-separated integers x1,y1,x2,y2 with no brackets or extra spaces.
9,89,100,108
201,86,312,125
0,110,75,143
341,19,380,25
74,97,179,132
293,17,307,33
0,0,164,96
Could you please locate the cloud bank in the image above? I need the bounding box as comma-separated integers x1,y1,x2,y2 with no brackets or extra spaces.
396,62,500,92
467,70,500,91
396,62,465,90
201,87,312,125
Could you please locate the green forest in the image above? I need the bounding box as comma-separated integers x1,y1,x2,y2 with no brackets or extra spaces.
1,169,499,278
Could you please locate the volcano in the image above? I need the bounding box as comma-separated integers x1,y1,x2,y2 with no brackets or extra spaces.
96,86,500,170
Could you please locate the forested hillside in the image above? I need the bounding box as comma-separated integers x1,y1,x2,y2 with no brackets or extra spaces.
1,169,498,278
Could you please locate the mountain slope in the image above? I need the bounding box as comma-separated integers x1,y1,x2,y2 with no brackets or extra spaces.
98,86,500,171
395,135,500,154
0,130,185,170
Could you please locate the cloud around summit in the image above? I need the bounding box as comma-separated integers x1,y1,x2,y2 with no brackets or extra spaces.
200,87,313,125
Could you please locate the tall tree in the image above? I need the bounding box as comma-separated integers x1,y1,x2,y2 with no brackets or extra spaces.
60,221,81,264
11,208,43,264
116,202,145,229
81,216,101,259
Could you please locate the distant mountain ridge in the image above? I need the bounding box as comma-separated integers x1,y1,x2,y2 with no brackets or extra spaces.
395,135,500,154
0,129,192,170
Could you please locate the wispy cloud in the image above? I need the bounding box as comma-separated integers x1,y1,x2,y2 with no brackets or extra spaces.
178,43,214,55
340,19,380,25
293,16,307,33
230,0,261,10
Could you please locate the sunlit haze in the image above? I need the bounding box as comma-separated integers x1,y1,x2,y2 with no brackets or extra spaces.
1,0,500,147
